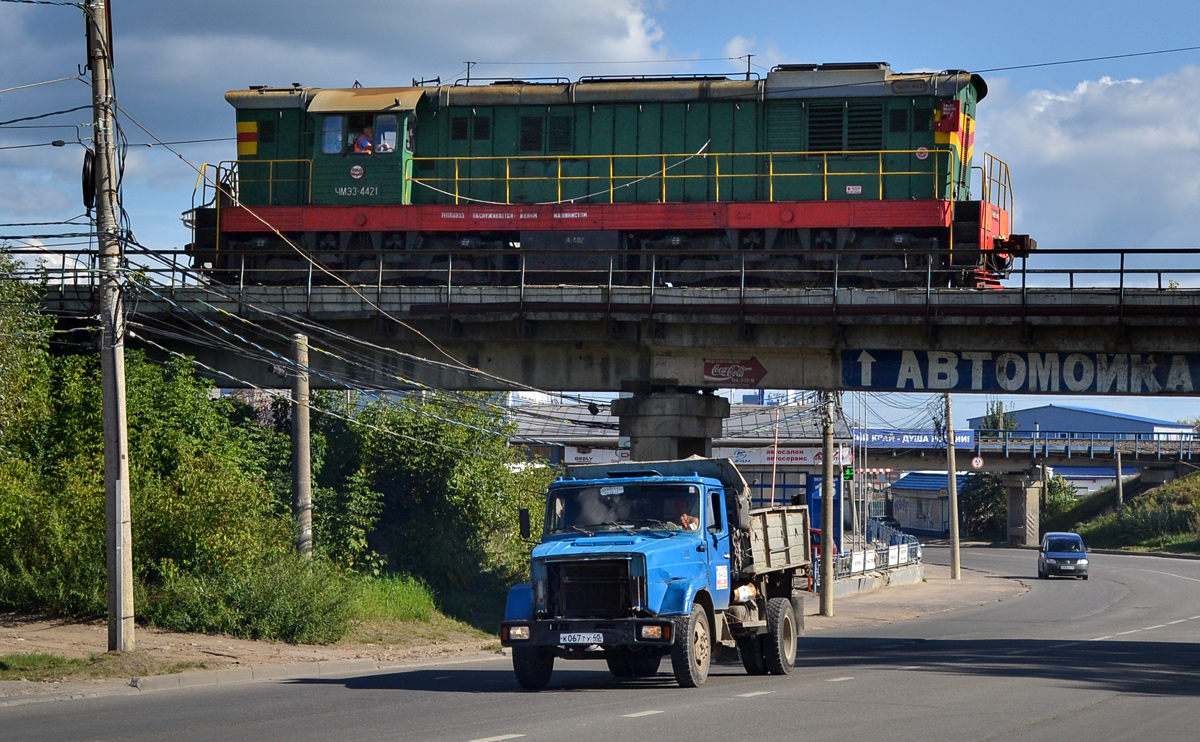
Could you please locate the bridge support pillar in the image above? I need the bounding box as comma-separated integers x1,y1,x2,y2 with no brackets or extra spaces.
1002,473,1040,546
611,391,730,462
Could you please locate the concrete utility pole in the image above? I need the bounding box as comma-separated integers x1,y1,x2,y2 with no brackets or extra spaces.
820,392,836,616
945,392,961,580
88,0,134,652
1116,449,1124,522
291,334,313,557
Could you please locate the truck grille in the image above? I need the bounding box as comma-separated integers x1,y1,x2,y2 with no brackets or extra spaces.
549,560,634,619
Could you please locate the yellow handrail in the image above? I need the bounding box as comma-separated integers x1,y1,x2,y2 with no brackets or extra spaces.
409,148,961,205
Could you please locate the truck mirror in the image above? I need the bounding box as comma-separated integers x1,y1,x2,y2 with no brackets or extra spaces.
733,490,751,532
519,508,531,539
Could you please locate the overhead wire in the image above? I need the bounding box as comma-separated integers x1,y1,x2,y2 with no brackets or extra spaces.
110,103,569,399
130,331,519,460
0,74,84,95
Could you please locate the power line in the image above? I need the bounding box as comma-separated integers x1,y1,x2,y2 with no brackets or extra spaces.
129,330,524,460
0,106,93,126
974,44,1200,74
0,74,83,95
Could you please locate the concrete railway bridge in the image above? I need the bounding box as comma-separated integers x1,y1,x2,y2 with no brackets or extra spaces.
38,246,1200,544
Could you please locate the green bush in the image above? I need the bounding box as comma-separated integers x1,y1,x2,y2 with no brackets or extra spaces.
1120,502,1200,542
354,574,438,623
141,556,356,644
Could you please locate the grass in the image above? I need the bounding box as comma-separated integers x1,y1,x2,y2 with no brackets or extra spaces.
0,651,203,682
346,574,493,646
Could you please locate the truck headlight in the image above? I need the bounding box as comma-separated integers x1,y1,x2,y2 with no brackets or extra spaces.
506,625,530,641
1045,558,1057,565
639,624,670,640
1078,559,1088,565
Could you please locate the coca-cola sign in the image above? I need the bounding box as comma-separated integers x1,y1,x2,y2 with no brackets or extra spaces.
704,357,767,387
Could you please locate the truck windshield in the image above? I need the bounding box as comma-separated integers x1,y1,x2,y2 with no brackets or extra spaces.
547,483,702,535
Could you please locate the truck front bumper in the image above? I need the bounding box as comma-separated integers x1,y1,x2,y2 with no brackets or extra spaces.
500,617,675,648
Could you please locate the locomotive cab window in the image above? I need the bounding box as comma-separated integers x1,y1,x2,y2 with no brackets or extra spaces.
347,113,374,154
374,114,398,154
321,115,344,154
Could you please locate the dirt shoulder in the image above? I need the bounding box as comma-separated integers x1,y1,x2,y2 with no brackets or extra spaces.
1,562,1025,701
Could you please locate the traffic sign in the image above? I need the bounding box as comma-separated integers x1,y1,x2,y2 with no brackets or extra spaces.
971,456,985,470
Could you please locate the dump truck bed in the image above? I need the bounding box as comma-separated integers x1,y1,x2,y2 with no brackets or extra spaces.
742,505,811,576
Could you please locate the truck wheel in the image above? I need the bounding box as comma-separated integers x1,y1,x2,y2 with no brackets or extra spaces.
512,646,554,690
671,604,711,688
628,650,662,677
763,597,797,675
737,635,769,676
605,651,633,678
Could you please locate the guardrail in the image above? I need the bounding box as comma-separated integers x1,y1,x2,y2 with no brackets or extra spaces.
811,522,922,590
20,246,1200,292
974,430,1197,461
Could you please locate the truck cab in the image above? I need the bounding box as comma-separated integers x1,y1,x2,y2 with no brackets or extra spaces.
501,458,810,689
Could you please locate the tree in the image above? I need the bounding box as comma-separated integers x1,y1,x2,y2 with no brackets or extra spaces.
979,400,1017,432
959,472,1007,538
0,247,52,457
1041,473,1078,524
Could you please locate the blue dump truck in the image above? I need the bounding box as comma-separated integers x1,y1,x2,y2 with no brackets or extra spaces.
501,458,811,689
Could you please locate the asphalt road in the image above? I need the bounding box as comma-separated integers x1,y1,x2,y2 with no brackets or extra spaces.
4,545,1200,742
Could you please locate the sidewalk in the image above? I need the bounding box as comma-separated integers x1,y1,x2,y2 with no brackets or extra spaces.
1,562,1026,708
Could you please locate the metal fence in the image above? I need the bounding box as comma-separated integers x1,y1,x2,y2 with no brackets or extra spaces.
812,521,922,590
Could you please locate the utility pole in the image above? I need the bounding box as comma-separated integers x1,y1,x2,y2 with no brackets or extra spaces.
820,392,836,616
88,0,134,652
945,393,961,580
1116,449,1124,522
291,334,312,557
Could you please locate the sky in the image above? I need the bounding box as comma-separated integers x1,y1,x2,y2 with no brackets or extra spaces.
2,0,1200,429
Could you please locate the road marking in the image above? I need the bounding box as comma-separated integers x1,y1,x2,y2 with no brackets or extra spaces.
1168,619,1188,625
894,665,921,670
827,677,854,682
1048,642,1083,651
469,735,525,742
737,691,773,697
622,710,663,718
1115,629,1141,635
1143,570,1200,585
1092,636,1114,641
1144,624,1166,630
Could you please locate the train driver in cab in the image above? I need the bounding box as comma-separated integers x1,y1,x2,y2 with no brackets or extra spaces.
354,126,373,154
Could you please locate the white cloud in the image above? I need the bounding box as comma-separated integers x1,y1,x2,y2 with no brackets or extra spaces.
978,66,1200,250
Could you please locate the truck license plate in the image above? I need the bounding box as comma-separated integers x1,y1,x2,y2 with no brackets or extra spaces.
560,632,603,644
1061,565,1074,570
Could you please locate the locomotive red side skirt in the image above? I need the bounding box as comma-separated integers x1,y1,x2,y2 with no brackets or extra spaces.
216,199,961,236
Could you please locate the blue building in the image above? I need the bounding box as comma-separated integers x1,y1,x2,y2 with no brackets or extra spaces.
889,471,971,536
966,404,1193,440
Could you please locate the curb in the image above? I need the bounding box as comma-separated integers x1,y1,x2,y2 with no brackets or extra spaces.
129,651,507,693
1,651,507,708
953,540,1200,560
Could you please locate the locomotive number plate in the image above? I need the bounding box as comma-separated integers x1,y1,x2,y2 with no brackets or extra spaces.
560,632,603,644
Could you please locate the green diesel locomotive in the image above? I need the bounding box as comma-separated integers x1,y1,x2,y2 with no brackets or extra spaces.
188,62,1033,288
